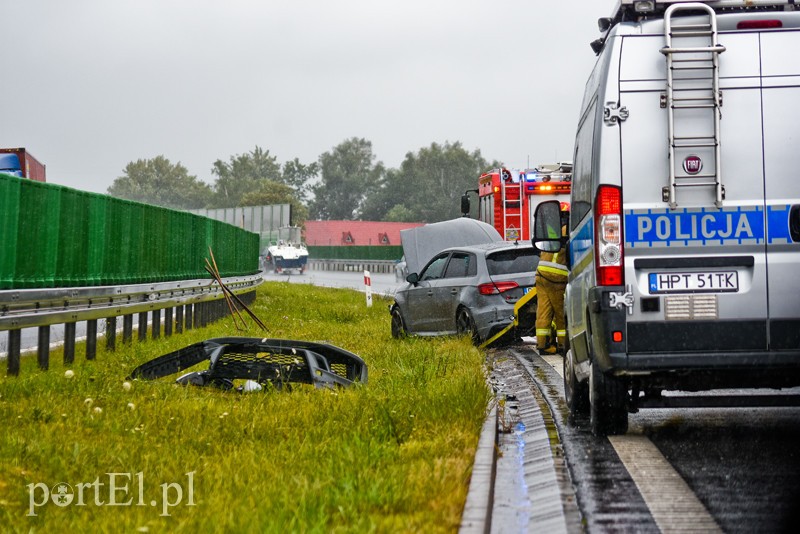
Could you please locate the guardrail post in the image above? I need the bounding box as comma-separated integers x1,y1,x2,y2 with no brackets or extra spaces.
123,314,133,343
186,304,194,331
37,326,50,370
7,330,21,376
176,306,184,334
106,317,117,351
86,319,97,360
165,307,173,337
138,312,148,341
64,322,76,365
152,309,161,340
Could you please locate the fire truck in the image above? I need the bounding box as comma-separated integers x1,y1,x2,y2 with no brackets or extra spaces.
475,162,572,241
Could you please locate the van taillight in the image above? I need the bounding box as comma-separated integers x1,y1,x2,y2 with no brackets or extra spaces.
737,20,782,30
594,185,624,286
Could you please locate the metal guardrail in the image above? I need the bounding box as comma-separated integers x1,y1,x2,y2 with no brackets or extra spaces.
0,274,264,376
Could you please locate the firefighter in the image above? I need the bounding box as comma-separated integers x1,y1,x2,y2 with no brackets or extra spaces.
535,225,569,354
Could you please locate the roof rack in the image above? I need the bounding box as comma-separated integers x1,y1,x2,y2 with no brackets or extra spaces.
593,1,797,54
613,0,797,12
610,0,797,20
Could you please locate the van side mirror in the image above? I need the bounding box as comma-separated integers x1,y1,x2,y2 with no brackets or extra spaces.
406,272,419,285
532,200,565,252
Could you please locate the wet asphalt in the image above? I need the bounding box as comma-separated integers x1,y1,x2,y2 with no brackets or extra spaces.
482,343,800,533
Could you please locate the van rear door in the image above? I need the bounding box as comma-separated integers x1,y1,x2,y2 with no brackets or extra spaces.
618,20,770,353
761,26,800,350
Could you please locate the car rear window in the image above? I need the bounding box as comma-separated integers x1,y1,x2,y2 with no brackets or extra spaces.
486,249,539,276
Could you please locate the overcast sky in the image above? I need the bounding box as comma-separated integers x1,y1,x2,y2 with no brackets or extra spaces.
2,0,610,195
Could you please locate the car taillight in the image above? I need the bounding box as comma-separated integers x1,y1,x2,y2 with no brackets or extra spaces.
478,281,519,295
595,185,624,286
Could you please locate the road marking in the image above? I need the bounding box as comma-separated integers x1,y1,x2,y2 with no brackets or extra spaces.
608,435,722,533
538,354,721,533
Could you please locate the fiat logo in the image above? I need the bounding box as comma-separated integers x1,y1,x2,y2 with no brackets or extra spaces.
683,155,703,175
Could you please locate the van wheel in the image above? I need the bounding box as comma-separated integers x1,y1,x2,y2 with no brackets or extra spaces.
391,308,406,339
564,350,589,416
589,360,628,436
456,308,480,345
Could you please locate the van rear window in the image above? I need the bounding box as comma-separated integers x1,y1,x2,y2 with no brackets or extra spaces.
486,249,539,276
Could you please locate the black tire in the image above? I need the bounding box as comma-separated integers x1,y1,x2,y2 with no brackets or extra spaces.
391,308,406,339
589,360,628,436
456,308,480,345
564,349,590,416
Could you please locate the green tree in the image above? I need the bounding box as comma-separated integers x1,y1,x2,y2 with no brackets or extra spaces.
107,156,212,209
211,146,282,207
309,138,384,220
360,141,497,223
384,203,416,222
241,180,309,227
281,158,319,204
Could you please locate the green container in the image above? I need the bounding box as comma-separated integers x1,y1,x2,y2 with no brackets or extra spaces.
0,174,21,289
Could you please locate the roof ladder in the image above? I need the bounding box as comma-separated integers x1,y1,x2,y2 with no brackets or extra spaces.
660,2,726,209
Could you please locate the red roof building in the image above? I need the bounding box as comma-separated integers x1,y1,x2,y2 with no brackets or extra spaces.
304,220,425,247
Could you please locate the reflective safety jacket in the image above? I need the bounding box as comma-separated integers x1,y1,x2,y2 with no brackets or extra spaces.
536,247,569,284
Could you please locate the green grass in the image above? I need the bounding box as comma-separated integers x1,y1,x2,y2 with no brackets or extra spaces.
0,282,491,533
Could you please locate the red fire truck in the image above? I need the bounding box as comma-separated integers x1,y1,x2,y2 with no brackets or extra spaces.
476,163,571,241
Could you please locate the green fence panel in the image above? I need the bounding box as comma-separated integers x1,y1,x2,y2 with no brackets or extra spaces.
102,196,128,285
86,193,107,285
0,175,21,289
15,179,61,288
307,245,403,261
1,178,261,288
55,188,91,286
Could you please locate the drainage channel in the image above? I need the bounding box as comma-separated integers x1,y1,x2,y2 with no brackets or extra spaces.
482,351,582,533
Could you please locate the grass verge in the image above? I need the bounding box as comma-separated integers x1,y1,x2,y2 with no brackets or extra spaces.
0,281,491,533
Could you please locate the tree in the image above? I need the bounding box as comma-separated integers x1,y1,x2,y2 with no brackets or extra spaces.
360,141,498,223
309,138,385,220
211,146,282,207
240,180,309,227
107,156,213,209
281,158,319,204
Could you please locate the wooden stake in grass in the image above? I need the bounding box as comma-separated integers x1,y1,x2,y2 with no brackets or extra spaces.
206,247,269,332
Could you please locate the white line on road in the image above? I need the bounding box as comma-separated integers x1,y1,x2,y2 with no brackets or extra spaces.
608,435,721,533
538,354,721,533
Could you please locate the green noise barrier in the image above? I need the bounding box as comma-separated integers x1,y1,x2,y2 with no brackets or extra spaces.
0,173,260,289
306,245,403,261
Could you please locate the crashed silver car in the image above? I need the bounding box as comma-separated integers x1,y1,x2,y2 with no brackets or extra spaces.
390,240,539,343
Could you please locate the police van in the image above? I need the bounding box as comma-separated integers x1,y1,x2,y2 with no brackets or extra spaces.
533,0,800,435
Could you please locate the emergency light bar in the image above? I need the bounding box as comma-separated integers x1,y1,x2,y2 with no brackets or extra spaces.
526,183,571,194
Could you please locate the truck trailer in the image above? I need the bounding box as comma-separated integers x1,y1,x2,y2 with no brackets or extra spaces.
0,148,46,182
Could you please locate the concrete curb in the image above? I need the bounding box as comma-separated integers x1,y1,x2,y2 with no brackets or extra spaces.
459,402,497,534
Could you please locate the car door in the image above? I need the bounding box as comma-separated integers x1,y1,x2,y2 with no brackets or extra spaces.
434,251,475,332
405,253,450,333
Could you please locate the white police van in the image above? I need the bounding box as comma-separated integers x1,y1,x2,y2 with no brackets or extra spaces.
533,0,800,435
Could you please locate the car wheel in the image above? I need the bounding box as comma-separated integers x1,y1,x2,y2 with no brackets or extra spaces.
456,308,480,345
391,308,406,339
589,359,628,436
564,349,589,417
